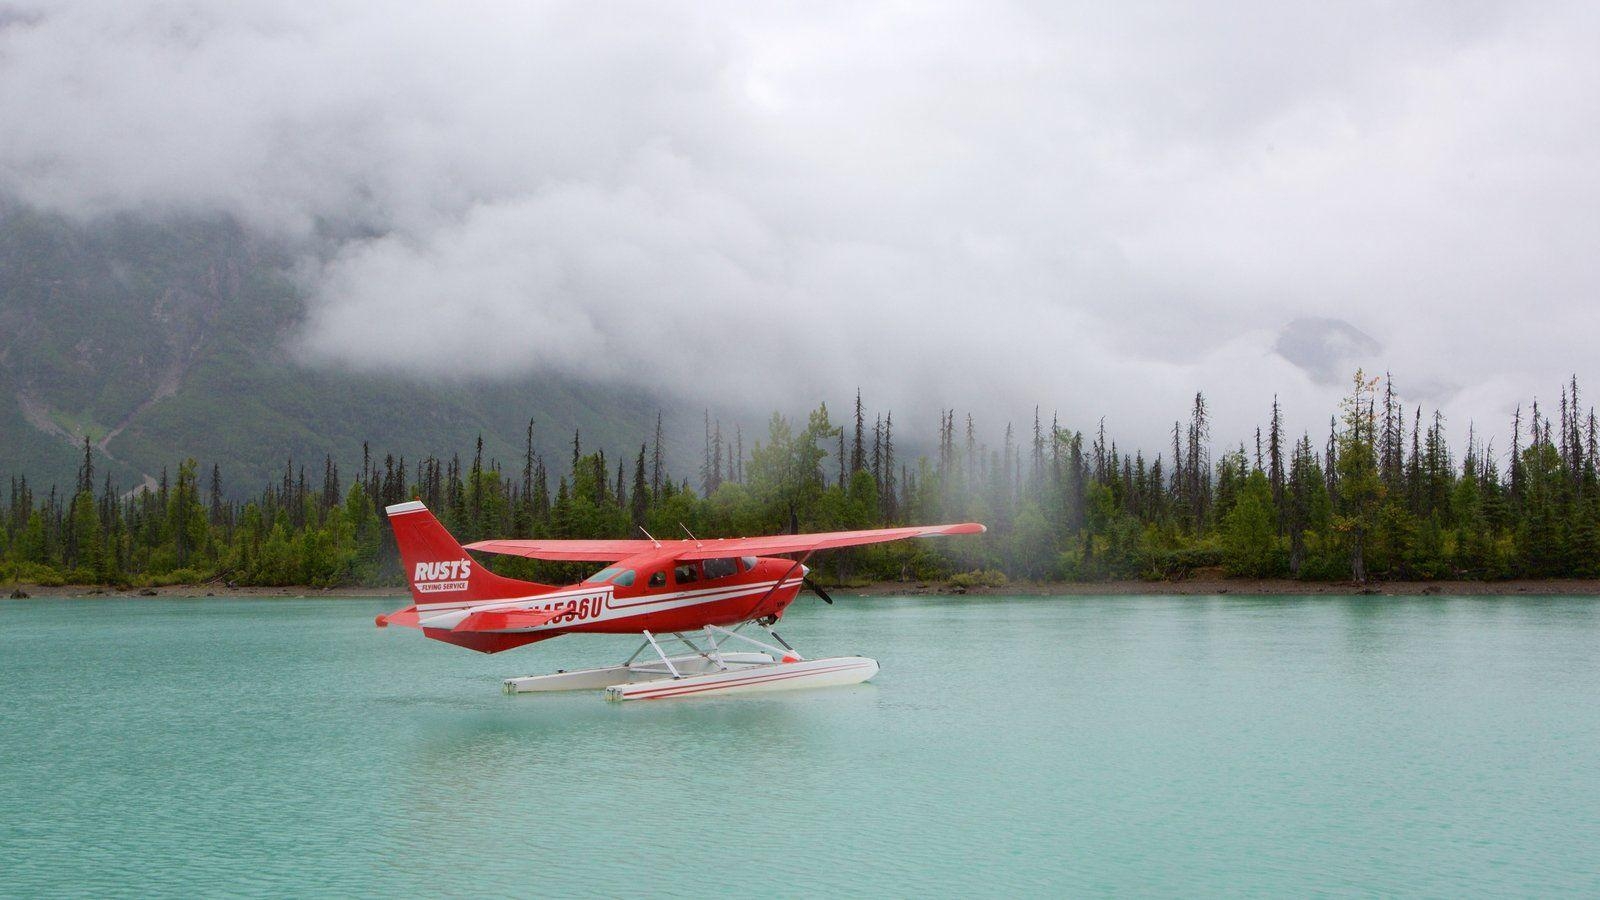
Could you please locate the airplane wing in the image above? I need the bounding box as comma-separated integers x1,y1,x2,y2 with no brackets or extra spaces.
464,523,985,563
463,538,662,561
670,523,986,560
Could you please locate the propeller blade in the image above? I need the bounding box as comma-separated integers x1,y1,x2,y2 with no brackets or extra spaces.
802,577,835,605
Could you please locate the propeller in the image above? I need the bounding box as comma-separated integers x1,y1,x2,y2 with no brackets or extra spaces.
802,576,835,605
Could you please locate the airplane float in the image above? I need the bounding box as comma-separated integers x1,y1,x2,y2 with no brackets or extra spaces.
376,501,985,700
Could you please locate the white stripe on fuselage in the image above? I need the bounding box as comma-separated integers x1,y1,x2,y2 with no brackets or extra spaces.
414,580,785,632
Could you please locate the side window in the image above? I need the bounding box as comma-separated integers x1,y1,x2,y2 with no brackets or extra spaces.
674,563,699,585
740,556,758,573
612,570,636,587
703,558,737,579
648,571,667,589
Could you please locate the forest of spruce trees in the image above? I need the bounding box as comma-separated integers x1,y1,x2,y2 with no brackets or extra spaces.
5,371,1600,590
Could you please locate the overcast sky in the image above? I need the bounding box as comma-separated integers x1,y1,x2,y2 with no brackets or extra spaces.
3,1,1598,456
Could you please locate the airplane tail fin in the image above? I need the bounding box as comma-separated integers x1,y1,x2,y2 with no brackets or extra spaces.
385,501,554,606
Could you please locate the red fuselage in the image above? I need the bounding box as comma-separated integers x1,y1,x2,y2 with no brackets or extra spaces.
399,553,807,653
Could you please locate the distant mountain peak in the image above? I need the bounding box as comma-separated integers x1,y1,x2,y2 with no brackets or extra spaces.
1273,317,1380,386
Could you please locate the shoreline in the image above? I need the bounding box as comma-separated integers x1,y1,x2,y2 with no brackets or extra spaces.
842,578,1600,597
10,578,1600,599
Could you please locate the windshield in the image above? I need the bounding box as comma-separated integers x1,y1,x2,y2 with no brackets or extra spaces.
585,566,636,587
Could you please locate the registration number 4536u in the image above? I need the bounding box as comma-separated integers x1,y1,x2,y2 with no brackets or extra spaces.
534,594,608,623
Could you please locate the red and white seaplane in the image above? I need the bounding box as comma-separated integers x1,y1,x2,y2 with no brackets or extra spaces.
376,501,984,700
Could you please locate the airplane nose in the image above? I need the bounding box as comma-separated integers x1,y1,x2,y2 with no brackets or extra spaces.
801,564,810,577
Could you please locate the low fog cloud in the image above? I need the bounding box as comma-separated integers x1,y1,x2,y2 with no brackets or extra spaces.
3,1,1599,451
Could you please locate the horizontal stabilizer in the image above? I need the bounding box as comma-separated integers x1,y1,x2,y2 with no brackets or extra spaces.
453,608,563,633
376,606,421,629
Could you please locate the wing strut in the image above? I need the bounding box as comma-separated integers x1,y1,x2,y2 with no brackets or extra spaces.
739,550,815,624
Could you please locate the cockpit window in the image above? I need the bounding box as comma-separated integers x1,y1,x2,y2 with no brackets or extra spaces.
585,566,635,586
740,556,758,572
586,566,622,583
648,571,667,588
703,558,738,580
674,563,699,585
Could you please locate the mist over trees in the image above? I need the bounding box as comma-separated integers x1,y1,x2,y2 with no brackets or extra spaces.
6,372,1599,589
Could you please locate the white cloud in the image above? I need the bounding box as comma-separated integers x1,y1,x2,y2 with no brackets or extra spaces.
3,0,1598,453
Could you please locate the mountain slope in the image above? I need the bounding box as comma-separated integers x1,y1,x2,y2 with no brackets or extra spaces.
0,207,688,495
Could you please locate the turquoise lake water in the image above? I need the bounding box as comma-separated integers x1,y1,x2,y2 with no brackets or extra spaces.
3,594,1598,897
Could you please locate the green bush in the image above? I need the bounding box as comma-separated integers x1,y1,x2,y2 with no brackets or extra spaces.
145,567,211,587
949,569,1008,589
1142,547,1225,579
2,561,67,587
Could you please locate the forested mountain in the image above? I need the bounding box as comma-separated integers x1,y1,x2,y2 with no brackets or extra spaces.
0,206,684,493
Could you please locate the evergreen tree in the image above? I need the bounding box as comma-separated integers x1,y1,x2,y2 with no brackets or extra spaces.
651,412,665,497
1223,470,1277,576
1334,372,1383,582
852,389,866,474
1268,395,1285,532
631,445,650,527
